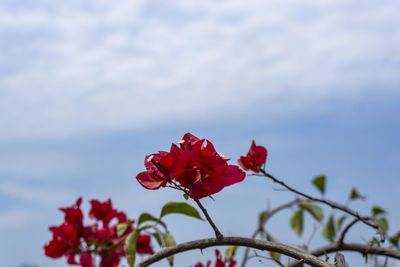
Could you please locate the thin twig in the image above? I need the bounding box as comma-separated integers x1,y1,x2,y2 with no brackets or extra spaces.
337,217,370,245
194,199,223,239
260,170,382,238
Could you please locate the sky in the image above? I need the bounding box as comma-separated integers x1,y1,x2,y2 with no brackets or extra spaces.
0,0,400,266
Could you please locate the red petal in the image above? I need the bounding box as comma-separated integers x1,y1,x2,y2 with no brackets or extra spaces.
223,165,246,187
136,171,165,190
176,168,201,187
80,253,94,267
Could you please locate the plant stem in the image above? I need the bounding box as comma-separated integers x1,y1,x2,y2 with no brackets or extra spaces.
194,199,223,239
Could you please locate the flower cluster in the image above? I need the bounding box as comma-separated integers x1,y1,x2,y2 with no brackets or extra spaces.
238,140,267,173
194,249,237,267
44,198,154,267
136,133,246,199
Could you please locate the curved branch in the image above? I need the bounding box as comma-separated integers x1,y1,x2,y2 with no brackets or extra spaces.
260,170,381,237
288,242,400,267
134,236,334,267
337,217,370,245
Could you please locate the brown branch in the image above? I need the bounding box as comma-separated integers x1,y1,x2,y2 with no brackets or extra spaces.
288,242,400,267
337,217,370,245
260,170,381,237
134,236,334,267
194,199,223,239
241,199,301,267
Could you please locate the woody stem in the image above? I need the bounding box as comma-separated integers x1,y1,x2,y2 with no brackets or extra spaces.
194,199,223,239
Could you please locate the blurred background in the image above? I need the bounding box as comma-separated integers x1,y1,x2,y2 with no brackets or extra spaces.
1,0,400,266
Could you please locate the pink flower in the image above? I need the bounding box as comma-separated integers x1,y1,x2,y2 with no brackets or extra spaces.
238,141,267,173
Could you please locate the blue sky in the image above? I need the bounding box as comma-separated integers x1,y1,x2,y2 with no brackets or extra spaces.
1,1,400,266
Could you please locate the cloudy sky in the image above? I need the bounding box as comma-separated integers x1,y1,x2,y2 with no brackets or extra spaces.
1,0,400,266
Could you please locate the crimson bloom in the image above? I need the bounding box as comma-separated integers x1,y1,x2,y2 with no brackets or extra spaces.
136,234,155,255
194,249,236,267
136,133,246,199
44,197,151,267
238,140,267,173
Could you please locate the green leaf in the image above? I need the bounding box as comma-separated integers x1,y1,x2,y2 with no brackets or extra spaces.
125,230,140,267
117,220,132,237
266,233,275,242
312,175,326,195
160,202,203,220
367,237,379,246
137,212,168,231
290,209,303,236
258,211,268,228
183,193,189,200
389,231,400,247
349,188,367,201
164,233,176,266
265,234,280,261
377,217,389,234
152,232,176,266
322,215,336,242
299,200,324,222
372,206,387,217
270,251,281,261
336,215,347,231
225,246,237,262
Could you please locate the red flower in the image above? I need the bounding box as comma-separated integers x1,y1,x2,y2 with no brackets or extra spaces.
238,140,267,173
80,253,94,267
44,223,80,258
195,261,211,267
136,133,246,199
195,249,236,267
45,198,140,267
59,197,83,229
136,151,174,190
89,199,117,226
136,234,155,255
99,251,123,267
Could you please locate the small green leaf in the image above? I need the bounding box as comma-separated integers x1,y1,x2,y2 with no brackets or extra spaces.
160,202,203,220
183,193,189,200
290,209,303,236
125,230,140,267
367,237,379,246
322,215,336,242
312,175,326,195
265,234,280,261
377,217,389,234
299,200,324,222
225,246,237,262
270,251,281,261
137,213,168,231
117,220,132,237
152,232,176,266
389,231,400,247
164,233,176,266
266,233,275,242
349,188,367,201
258,211,268,227
336,215,347,231
372,206,387,217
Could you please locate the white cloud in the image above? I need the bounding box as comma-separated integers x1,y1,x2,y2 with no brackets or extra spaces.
0,0,399,141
